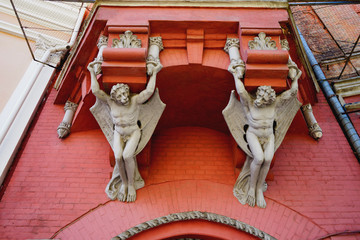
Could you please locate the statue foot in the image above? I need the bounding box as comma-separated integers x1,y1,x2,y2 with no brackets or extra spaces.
256,189,266,208
126,185,137,202
118,184,128,202
246,188,256,207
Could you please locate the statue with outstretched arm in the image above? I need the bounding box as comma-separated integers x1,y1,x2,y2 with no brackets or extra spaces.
88,60,163,202
223,60,302,208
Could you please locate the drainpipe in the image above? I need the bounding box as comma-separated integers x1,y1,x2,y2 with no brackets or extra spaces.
0,6,86,145
298,29,360,162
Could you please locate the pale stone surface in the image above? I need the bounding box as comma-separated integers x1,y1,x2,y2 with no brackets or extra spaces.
94,35,108,75
88,37,165,202
248,32,277,50
224,38,245,79
57,101,78,138
112,30,141,48
113,211,276,240
301,104,323,140
223,40,302,208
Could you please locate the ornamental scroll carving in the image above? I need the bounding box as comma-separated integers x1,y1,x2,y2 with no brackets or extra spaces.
112,30,141,48
248,32,277,50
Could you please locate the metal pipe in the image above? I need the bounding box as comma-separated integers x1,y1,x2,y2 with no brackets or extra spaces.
0,6,86,145
298,29,360,162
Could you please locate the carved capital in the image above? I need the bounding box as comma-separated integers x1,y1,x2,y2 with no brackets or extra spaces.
301,104,323,140
64,101,78,112
97,35,108,49
149,36,164,51
224,38,240,53
280,39,290,50
248,32,277,50
112,30,141,48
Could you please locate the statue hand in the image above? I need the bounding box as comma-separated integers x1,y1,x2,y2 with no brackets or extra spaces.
87,60,102,72
152,62,163,75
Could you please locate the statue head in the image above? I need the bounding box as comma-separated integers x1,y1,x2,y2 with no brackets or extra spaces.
110,83,130,105
254,86,276,107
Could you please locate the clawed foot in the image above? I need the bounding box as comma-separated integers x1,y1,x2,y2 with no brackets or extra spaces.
126,185,137,202
117,184,127,202
246,188,256,207
256,189,266,208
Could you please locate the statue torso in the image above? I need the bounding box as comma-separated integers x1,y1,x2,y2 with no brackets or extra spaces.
108,96,140,136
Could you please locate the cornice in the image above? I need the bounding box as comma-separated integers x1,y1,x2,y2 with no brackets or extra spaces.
95,0,288,8
0,1,81,32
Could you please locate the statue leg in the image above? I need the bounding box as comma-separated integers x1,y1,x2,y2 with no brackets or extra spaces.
246,131,264,207
256,134,275,208
113,131,127,202
122,129,141,202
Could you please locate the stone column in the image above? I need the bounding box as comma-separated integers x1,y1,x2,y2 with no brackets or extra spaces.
94,35,108,74
146,37,164,75
224,38,245,78
301,104,323,140
57,101,78,138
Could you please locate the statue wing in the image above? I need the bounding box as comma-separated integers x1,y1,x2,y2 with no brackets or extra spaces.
135,88,166,155
274,93,301,151
90,98,114,150
222,90,253,158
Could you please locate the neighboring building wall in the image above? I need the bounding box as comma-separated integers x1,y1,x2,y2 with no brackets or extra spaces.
0,33,32,111
293,4,360,135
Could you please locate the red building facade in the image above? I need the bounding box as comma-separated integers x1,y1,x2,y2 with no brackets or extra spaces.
0,1,359,240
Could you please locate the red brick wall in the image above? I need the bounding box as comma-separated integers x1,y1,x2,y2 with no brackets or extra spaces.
0,86,360,239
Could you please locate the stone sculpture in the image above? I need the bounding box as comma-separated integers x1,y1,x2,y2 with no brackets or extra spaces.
223,38,302,208
88,35,165,202
57,100,78,138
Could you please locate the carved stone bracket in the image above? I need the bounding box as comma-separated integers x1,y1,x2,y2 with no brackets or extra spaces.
248,32,277,50
301,104,323,140
57,101,78,138
112,211,276,240
112,30,141,48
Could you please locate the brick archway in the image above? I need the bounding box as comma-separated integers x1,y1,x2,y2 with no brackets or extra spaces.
52,180,327,240
114,212,272,240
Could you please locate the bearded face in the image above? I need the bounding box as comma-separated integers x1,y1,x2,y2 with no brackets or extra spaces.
111,83,130,105
254,86,276,108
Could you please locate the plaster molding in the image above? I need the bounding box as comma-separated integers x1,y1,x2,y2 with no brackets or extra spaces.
248,32,277,50
112,211,276,240
34,35,66,66
0,1,81,32
0,20,66,45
